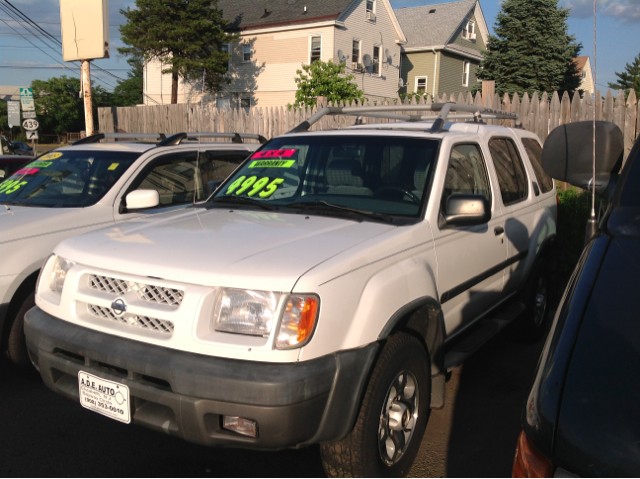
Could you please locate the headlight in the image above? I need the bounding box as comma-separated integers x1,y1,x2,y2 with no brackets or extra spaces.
50,256,75,294
275,295,319,349
213,288,280,336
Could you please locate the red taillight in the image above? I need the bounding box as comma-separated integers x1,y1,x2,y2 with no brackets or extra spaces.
512,431,553,478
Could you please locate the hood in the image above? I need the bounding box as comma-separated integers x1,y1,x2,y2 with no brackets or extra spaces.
0,205,113,245
56,207,396,292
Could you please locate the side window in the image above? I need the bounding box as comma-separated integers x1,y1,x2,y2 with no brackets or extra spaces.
441,143,491,209
521,138,554,193
200,150,251,195
489,138,528,206
130,151,200,208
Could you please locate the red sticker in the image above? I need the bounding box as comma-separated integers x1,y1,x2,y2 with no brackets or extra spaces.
15,168,40,176
251,149,297,159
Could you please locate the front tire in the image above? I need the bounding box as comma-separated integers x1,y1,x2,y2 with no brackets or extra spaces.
6,292,34,367
320,332,431,477
514,260,551,342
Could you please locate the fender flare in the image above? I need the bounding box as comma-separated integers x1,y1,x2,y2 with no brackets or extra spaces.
378,296,445,374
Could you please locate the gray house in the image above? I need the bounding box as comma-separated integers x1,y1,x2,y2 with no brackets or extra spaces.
395,0,489,98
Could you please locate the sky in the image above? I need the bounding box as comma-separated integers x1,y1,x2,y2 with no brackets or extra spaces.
0,0,638,93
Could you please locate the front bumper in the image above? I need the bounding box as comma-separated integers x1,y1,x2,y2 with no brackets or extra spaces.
25,307,378,450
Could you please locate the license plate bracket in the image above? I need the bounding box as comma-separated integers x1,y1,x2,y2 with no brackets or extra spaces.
78,371,131,424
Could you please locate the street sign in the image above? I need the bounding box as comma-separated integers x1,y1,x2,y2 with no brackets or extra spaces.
22,119,39,131
26,131,39,140
23,111,37,119
20,87,35,112
7,101,20,128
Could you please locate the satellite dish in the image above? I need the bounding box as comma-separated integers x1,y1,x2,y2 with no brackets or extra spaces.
337,49,346,63
398,78,405,88
362,53,372,68
385,48,391,59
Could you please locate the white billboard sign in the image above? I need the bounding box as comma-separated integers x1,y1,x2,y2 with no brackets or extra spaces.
60,0,110,61
7,101,20,127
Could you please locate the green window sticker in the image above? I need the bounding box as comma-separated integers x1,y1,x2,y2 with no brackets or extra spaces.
248,160,296,168
28,161,52,168
224,176,284,199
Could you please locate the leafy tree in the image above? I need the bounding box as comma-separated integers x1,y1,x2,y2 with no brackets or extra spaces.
608,52,640,98
0,101,8,134
293,60,364,108
475,0,582,97
119,0,238,104
31,76,112,134
112,56,144,106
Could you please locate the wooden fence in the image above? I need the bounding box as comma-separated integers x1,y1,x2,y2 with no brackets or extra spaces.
98,89,639,160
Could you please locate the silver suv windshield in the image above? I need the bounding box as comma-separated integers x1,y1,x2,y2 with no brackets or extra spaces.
211,135,439,218
0,150,141,208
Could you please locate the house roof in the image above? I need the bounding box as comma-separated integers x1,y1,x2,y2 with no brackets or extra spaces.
218,0,355,30
574,56,590,72
0,86,21,102
394,0,478,50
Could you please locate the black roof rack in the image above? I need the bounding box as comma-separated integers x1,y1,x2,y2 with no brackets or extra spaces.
158,132,268,146
72,133,167,145
288,102,521,134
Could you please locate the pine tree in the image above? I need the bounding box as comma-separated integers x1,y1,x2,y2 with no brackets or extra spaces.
119,0,238,104
608,52,640,98
476,0,582,97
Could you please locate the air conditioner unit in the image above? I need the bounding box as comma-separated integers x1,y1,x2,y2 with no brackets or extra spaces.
366,11,376,21
352,62,363,72
469,32,477,40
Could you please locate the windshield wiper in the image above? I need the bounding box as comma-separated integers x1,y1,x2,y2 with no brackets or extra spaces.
207,195,278,211
288,201,393,222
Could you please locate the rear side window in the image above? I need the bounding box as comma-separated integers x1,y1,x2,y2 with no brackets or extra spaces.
200,150,250,186
489,138,528,205
521,138,554,193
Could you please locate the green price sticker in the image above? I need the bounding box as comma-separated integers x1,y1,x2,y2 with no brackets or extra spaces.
0,180,27,195
225,176,285,199
248,160,296,168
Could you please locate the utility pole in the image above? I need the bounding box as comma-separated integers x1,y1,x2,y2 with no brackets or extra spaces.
82,60,94,136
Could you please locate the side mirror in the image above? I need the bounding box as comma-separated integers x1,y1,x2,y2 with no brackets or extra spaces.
442,194,491,227
125,189,160,210
542,121,624,194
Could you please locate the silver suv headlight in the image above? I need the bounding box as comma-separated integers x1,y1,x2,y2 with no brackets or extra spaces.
213,288,280,336
49,255,75,294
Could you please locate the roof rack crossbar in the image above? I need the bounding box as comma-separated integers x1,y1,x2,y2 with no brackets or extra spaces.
72,133,166,145
287,103,521,134
183,132,268,144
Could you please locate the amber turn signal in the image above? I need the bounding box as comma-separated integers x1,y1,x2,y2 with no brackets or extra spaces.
512,430,553,478
275,295,319,349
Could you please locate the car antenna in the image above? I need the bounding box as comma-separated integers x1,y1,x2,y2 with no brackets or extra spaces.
585,0,598,243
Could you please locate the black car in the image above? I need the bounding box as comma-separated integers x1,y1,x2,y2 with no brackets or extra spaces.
513,121,640,477
11,141,34,156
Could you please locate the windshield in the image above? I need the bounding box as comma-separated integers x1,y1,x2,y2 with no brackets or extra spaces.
0,150,141,208
212,135,439,218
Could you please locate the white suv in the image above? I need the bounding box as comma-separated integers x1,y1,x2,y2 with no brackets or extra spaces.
0,132,261,366
25,105,557,477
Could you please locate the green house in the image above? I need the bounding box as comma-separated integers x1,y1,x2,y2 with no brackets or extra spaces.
395,0,489,98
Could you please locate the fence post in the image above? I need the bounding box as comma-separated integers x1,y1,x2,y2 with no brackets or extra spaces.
482,81,495,106
624,90,637,163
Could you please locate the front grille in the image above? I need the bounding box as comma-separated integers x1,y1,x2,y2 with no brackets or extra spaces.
88,274,184,307
87,304,175,335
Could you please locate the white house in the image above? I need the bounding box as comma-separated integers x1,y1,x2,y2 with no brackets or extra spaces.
144,0,407,107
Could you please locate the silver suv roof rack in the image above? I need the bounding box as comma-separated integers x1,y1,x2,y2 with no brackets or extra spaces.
73,133,166,145
158,132,268,146
288,102,521,134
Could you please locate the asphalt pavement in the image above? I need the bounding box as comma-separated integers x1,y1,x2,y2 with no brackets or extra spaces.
0,325,546,477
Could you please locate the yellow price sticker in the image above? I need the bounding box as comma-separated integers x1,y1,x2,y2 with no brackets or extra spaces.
40,152,63,161
108,163,119,170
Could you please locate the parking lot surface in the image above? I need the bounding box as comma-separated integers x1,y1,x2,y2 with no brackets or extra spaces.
0,326,546,477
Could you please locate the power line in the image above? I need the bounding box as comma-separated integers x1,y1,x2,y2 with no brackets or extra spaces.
0,65,130,70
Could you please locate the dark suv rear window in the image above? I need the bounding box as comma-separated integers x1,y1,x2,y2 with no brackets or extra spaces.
521,138,554,193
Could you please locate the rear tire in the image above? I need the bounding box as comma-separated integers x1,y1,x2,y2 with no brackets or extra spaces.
6,292,34,367
320,332,431,477
514,260,551,342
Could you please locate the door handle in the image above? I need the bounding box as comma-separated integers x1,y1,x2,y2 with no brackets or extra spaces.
494,226,505,235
